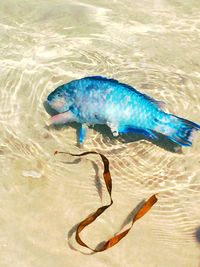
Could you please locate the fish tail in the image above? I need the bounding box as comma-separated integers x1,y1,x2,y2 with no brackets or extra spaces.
155,114,200,146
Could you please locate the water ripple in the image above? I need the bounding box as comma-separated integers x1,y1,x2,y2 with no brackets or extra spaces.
0,0,200,266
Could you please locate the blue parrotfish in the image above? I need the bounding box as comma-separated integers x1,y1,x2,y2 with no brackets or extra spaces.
47,76,200,146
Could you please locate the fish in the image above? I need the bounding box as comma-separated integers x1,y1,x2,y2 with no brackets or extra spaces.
47,76,200,146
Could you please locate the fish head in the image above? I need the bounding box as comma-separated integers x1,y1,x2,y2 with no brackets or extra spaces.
47,84,73,113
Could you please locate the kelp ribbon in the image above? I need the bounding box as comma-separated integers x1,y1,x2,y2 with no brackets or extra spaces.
54,150,158,252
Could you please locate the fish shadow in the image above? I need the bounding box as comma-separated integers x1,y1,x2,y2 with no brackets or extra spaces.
194,227,200,267
195,226,200,244
43,101,182,153
93,124,182,153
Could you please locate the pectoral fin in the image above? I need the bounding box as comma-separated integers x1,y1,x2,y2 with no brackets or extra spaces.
49,111,77,125
79,124,88,145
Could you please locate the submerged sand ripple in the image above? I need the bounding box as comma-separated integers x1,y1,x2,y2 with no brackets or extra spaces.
0,1,200,267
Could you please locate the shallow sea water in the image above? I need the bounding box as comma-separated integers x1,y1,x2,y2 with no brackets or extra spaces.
1,0,200,266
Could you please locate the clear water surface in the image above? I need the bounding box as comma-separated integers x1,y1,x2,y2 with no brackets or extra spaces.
0,1,200,266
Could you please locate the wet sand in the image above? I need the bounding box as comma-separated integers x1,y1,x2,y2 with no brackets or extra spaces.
0,0,200,266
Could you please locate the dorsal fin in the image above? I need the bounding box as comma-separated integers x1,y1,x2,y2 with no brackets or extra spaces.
143,95,165,109
83,76,119,84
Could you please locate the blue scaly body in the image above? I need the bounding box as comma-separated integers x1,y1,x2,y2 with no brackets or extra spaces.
47,76,200,146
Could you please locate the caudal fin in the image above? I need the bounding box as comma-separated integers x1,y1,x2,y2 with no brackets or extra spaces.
156,114,200,147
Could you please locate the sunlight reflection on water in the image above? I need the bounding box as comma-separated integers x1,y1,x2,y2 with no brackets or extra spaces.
0,0,200,266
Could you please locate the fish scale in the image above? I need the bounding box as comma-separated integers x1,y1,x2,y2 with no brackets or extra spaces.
47,76,200,146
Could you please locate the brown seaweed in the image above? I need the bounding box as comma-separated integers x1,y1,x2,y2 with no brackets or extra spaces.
54,150,157,253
